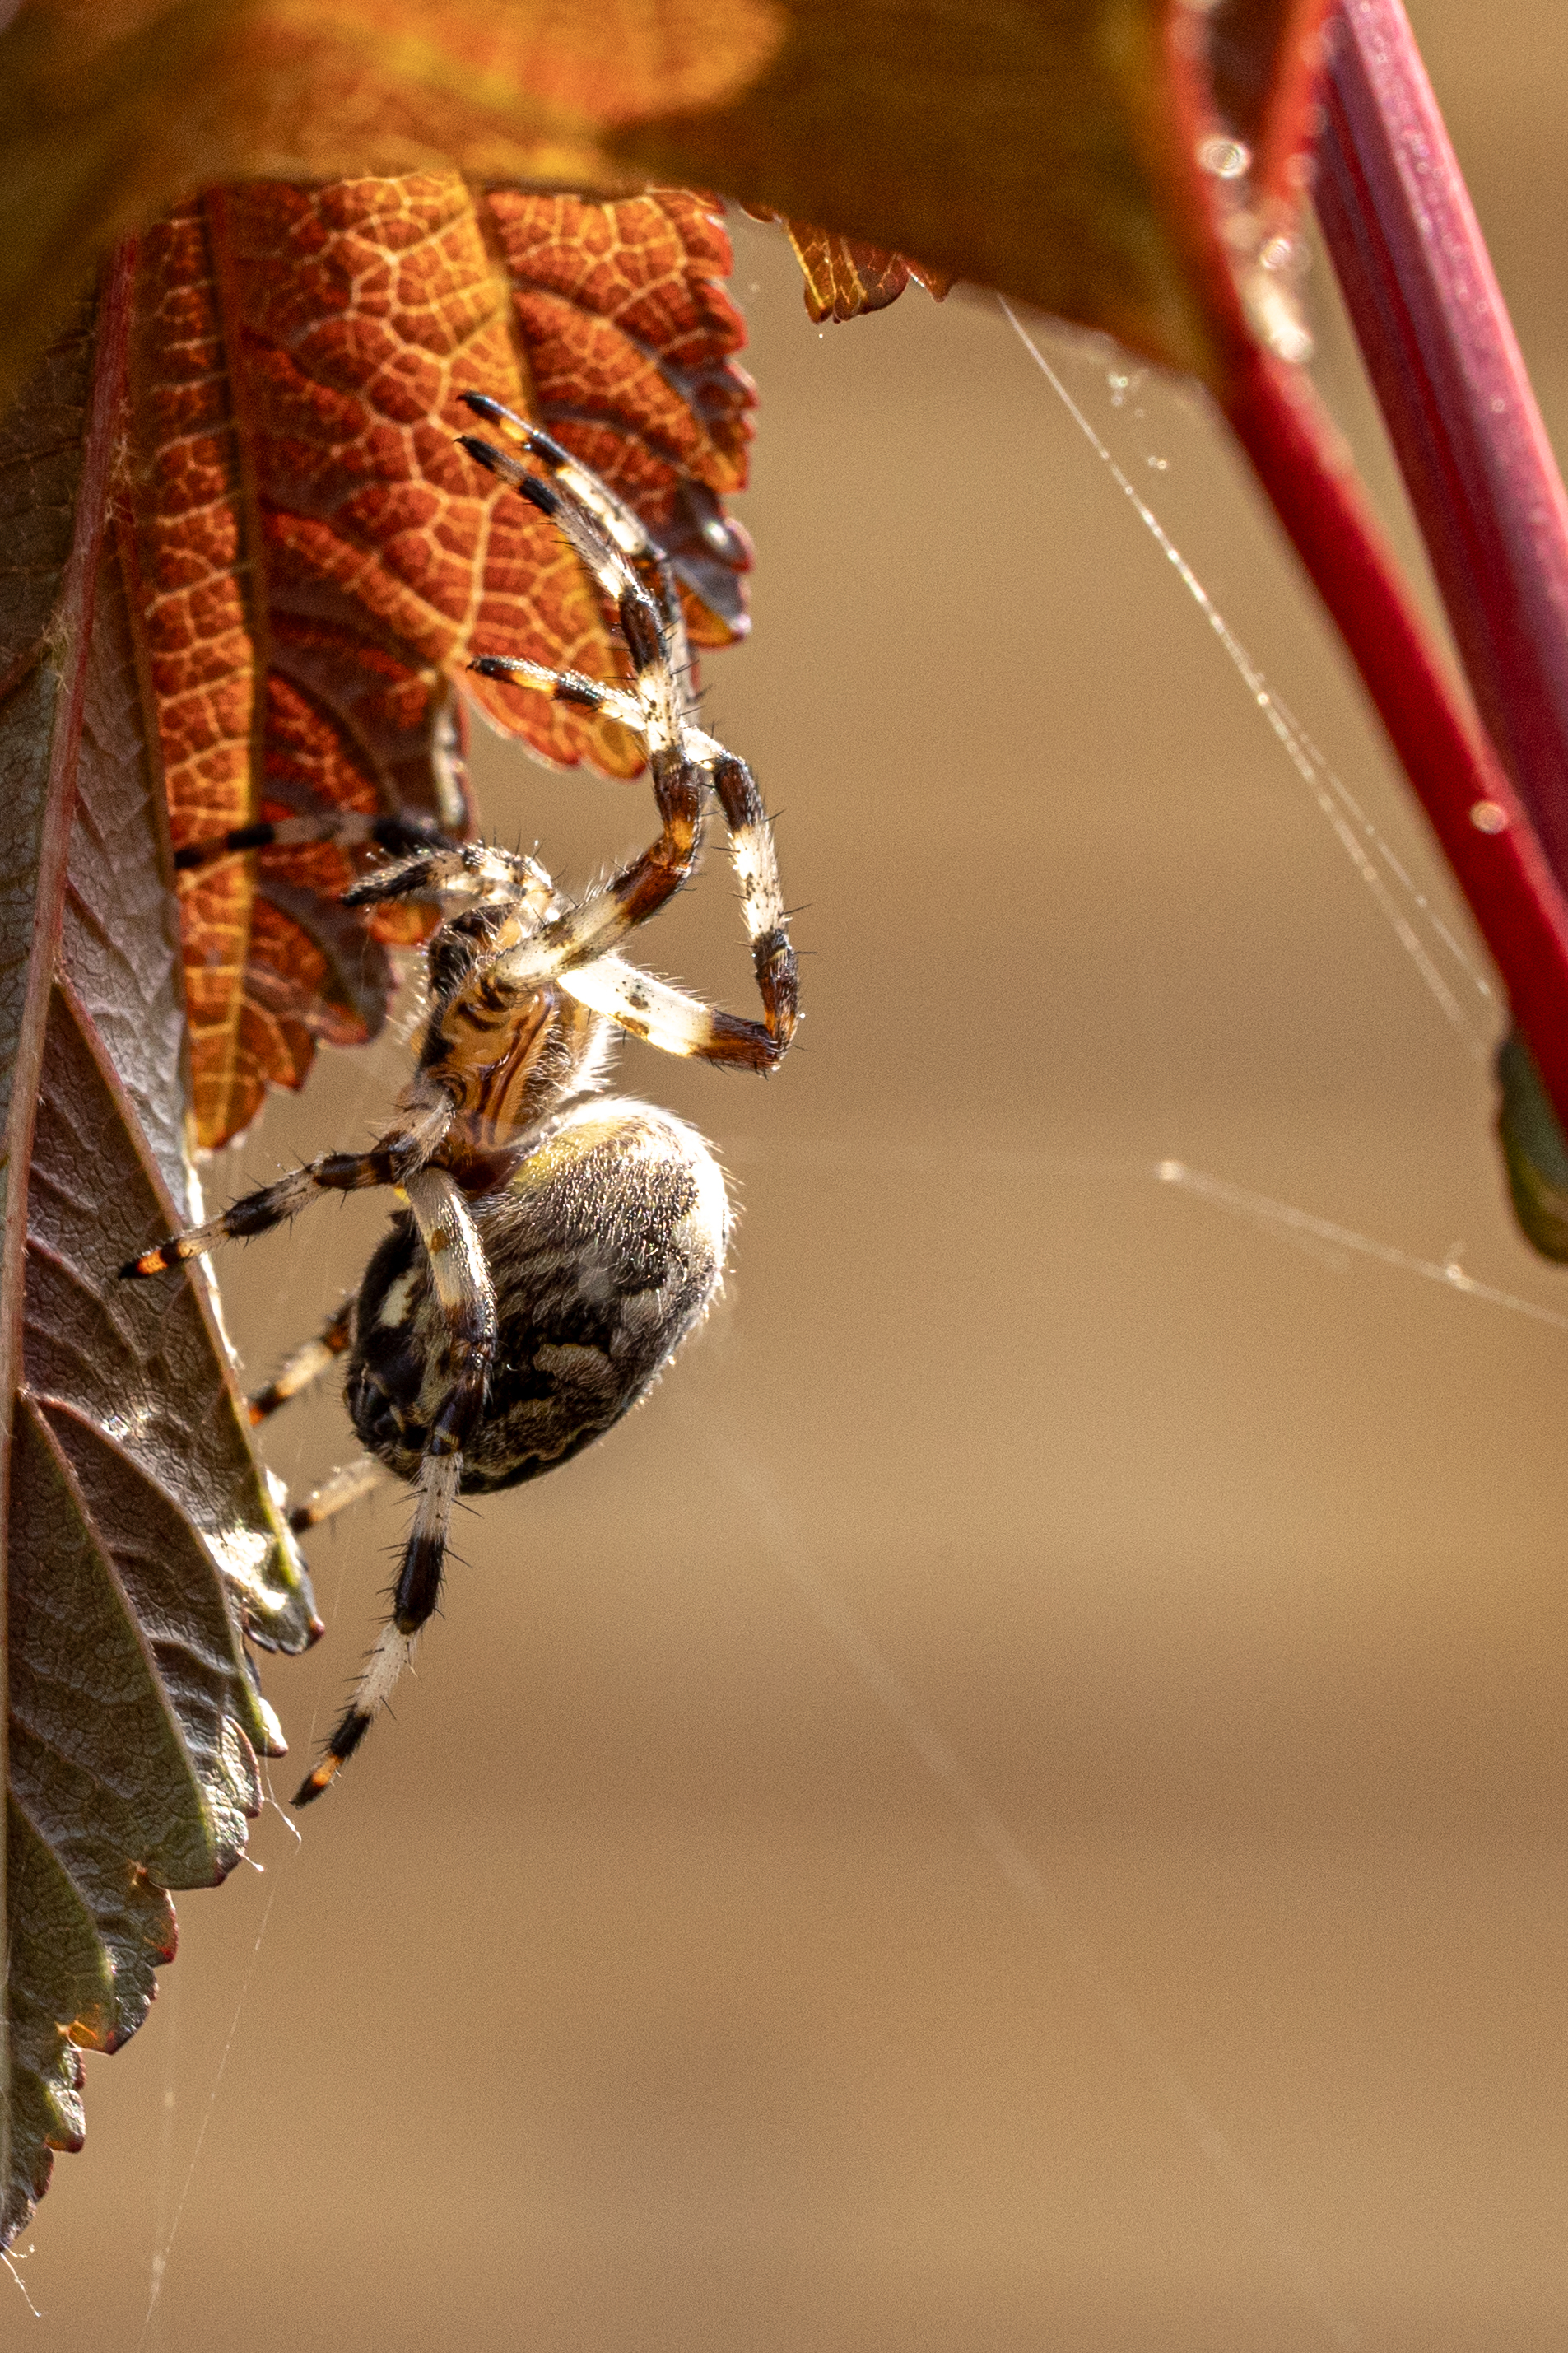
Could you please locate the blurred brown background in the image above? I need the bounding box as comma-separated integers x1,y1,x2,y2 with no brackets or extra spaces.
20,5,1568,2345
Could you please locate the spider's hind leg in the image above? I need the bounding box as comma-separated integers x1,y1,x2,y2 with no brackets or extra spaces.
295,1450,463,1801
294,1169,495,1804
247,1297,354,1425
287,1453,387,1535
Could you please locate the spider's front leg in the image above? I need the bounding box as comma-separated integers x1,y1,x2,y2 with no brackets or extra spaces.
295,1169,496,1803
118,1101,451,1277
171,807,455,877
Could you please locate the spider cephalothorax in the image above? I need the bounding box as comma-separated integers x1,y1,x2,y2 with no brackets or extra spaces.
123,398,797,1803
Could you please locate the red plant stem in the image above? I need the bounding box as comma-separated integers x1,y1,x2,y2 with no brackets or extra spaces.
1314,0,1568,894
1225,346,1568,1130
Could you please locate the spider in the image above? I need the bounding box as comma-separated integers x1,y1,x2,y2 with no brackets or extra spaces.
121,394,798,1804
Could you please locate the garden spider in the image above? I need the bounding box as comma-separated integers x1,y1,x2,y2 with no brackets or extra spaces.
122,394,798,1804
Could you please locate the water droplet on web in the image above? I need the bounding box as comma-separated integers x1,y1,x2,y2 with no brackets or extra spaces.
1199,135,1251,180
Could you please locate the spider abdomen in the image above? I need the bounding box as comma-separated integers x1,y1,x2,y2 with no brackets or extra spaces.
345,1097,728,1494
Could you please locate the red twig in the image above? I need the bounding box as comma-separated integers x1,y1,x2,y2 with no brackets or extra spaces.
1159,0,1568,1128
1314,0,1568,894
1223,347,1568,1131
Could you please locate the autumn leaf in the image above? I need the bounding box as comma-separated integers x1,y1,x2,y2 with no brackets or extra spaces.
0,269,319,2252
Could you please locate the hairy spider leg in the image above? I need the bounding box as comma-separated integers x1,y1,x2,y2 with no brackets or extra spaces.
341,838,554,916
481,605,708,993
247,1297,355,1424
456,450,799,1055
460,422,695,712
557,955,779,1072
457,393,690,644
287,1452,386,1534
172,808,456,876
462,440,795,1060
295,1168,495,1802
459,394,656,553
459,422,696,779
118,1101,452,1279
709,752,798,1055
472,655,798,1064
468,652,649,736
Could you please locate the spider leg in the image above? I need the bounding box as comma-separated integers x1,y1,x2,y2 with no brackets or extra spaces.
460,428,694,728
458,394,670,582
560,955,785,1072
709,752,798,1054
342,839,551,915
287,1452,386,1534
469,675,795,1054
490,716,706,994
468,653,647,734
247,1297,354,1424
509,749,795,1064
173,808,454,877
458,413,798,1060
294,1169,496,1803
468,655,728,769
119,1102,450,1278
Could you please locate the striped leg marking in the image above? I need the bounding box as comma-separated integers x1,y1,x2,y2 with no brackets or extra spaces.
468,654,646,734
342,838,551,914
293,1454,463,1803
174,809,454,876
248,1298,354,1425
491,744,705,997
561,954,785,1072
287,1452,385,1534
458,393,666,569
119,1106,450,1279
293,1172,495,1805
711,753,798,1053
